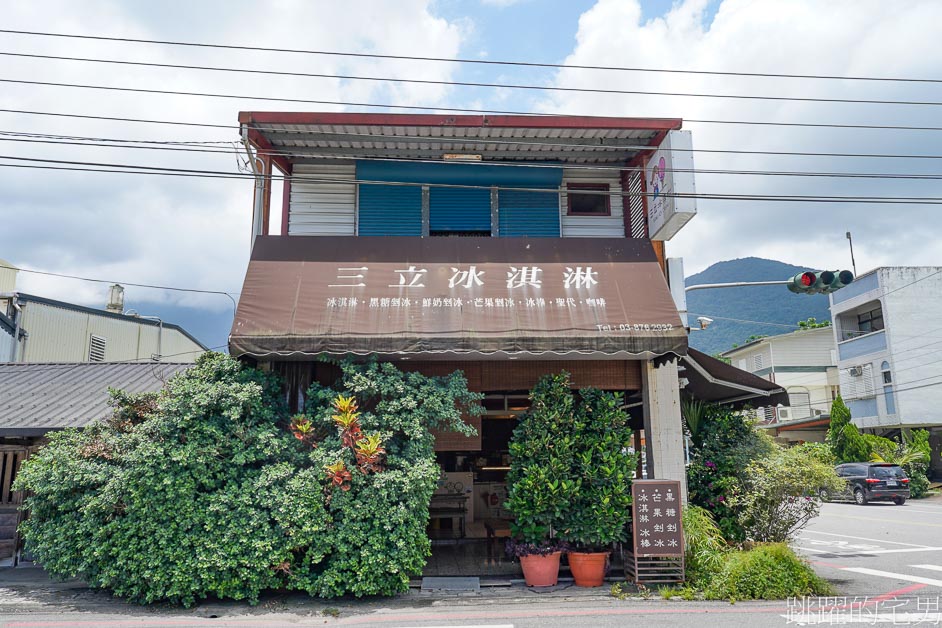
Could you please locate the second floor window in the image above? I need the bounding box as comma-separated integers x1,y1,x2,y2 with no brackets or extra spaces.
567,183,611,216
857,307,884,334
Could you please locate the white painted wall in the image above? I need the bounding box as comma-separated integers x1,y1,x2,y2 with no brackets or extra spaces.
288,163,356,235
558,169,625,238
881,267,942,428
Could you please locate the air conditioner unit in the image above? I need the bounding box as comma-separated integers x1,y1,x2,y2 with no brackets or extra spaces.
849,366,864,377
777,407,792,421
813,409,823,417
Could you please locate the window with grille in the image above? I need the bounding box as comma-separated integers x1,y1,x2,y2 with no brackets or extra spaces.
88,335,106,362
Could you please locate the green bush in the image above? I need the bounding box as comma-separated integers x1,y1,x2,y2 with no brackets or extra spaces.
705,543,833,601
15,354,480,605
685,403,774,541
682,505,728,584
791,442,836,466
506,373,636,550
734,446,843,543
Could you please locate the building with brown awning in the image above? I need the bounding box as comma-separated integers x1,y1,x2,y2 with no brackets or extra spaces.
230,112,785,535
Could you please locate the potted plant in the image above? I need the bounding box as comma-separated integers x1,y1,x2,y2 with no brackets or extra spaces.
505,373,578,586
556,387,636,587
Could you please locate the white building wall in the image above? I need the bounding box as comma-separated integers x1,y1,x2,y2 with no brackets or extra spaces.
880,267,942,428
288,164,357,235
18,302,204,363
0,328,14,361
559,169,625,238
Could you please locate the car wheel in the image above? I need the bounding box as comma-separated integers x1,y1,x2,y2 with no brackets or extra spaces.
818,488,830,502
854,488,868,505
893,496,906,506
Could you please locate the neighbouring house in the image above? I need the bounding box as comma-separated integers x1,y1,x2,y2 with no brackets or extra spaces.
829,266,942,476
721,326,840,442
0,361,194,564
0,262,206,363
228,112,787,571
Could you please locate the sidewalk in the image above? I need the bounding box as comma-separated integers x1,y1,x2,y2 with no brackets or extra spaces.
0,566,643,621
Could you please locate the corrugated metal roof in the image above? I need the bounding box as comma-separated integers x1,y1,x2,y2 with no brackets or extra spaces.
240,113,683,166
0,362,193,435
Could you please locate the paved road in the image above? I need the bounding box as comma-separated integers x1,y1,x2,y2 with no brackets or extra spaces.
797,498,942,601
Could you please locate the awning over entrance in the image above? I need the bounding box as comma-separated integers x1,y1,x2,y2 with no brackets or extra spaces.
681,348,789,409
230,236,687,360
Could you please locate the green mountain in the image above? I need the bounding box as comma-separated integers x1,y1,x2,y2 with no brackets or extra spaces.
685,257,832,356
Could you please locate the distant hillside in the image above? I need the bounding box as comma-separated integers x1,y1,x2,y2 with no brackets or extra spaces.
686,257,831,356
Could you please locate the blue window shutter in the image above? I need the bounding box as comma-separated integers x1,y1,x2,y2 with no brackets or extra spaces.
429,187,491,232
357,184,422,236
498,189,560,237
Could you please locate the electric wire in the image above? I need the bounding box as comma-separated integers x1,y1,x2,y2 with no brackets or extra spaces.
6,106,942,134
11,131,942,175
3,28,942,85
6,155,942,205
0,263,239,312
5,50,942,108
12,78,942,141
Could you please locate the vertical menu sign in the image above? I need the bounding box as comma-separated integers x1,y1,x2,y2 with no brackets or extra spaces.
631,480,684,557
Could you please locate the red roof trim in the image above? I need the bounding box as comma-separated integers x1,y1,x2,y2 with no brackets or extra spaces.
238,111,683,131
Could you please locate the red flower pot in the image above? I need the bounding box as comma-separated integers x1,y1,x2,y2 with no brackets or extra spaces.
568,551,609,587
519,551,562,587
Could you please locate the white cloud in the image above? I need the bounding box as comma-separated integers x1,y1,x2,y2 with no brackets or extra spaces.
540,0,942,275
0,0,467,315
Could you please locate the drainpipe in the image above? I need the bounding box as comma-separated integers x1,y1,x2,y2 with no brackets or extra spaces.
124,310,163,361
241,126,265,251
1,293,23,362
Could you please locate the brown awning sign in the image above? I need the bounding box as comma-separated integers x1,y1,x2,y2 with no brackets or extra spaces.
230,236,687,359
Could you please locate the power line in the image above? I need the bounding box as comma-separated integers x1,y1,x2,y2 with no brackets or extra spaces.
7,155,942,205
5,50,942,108
11,127,942,167
12,78,942,141
6,106,942,134
9,134,942,181
0,263,239,312
2,28,941,85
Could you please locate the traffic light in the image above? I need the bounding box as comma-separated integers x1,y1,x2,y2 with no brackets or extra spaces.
787,270,854,295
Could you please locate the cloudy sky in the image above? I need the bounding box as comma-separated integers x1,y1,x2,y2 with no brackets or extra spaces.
2,0,940,349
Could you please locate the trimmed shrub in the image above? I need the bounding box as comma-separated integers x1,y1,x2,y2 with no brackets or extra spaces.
15,354,480,605
705,543,833,601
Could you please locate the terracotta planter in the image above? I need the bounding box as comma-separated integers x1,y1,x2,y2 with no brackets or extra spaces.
568,551,609,587
519,551,562,587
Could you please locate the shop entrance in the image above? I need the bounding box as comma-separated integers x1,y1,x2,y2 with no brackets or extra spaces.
425,392,529,577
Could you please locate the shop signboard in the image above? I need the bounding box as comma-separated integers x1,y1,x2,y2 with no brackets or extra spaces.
646,130,697,241
631,479,684,557
231,236,688,358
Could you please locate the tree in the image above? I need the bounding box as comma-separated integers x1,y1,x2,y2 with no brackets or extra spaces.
826,396,871,463
797,317,831,329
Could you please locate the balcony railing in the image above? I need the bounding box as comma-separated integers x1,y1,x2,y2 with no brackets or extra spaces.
838,329,887,361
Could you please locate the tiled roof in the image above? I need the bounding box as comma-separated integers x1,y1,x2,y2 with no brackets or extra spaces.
0,362,193,435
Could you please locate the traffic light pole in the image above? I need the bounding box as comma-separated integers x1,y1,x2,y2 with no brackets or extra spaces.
685,280,788,292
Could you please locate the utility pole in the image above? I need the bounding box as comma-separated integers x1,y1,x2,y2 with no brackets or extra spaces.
846,231,858,277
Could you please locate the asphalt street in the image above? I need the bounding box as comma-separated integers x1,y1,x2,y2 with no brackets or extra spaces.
1,499,941,627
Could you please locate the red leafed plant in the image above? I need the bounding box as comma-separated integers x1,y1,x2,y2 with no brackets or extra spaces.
325,461,353,491
353,433,386,474
332,395,363,449
289,414,318,446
